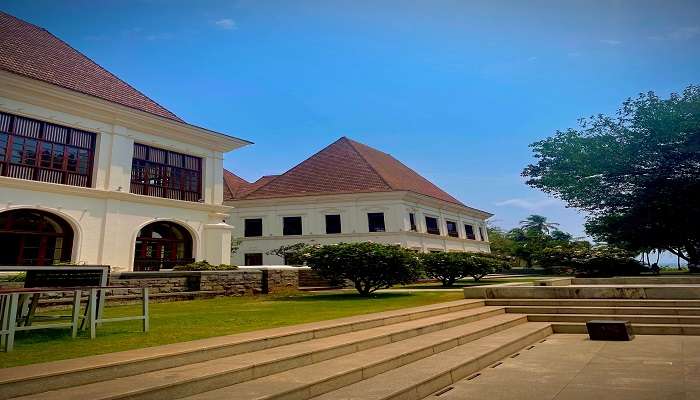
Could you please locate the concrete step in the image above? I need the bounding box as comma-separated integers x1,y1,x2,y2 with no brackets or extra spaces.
465,285,700,299
12,306,505,400
486,299,700,308
527,313,700,325
182,314,528,400
505,305,700,316
308,322,552,400
0,299,484,400
551,322,700,335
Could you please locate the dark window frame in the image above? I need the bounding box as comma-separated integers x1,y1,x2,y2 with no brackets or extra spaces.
325,214,341,234
0,111,95,188
409,213,417,231
464,224,476,240
368,212,386,233
244,218,263,237
244,253,263,266
425,216,441,235
446,220,459,237
282,216,303,236
130,143,202,202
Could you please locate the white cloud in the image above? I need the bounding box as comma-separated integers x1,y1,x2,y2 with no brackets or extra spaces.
215,18,236,30
600,39,622,46
495,198,560,211
650,26,700,41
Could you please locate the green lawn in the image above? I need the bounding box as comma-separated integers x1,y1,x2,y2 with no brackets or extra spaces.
0,291,462,368
394,275,559,289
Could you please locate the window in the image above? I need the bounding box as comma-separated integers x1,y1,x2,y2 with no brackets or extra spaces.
244,218,263,237
409,213,417,231
367,213,386,233
446,221,459,237
464,224,476,240
425,216,440,235
0,111,95,187
130,143,202,202
479,226,486,241
325,214,341,234
244,253,263,266
283,216,302,235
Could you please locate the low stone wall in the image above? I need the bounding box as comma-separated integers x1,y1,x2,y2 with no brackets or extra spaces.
0,267,302,303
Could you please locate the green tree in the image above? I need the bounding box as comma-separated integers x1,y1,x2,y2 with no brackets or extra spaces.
519,215,560,235
523,85,700,270
306,242,421,296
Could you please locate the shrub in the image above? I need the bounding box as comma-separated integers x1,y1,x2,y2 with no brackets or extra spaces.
466,253,514,281
266,243,315,265
421,252,465,287
538,245,644,277
5,272,26,282
173,260,238,271
306,242,422,296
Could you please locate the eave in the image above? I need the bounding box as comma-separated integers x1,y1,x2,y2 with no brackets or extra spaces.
0,70,252,153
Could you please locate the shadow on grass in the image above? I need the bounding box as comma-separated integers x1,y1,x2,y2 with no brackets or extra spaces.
269,291,413,302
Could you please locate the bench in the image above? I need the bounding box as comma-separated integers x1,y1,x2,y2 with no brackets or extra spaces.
1,286,149,352
586,320,634,341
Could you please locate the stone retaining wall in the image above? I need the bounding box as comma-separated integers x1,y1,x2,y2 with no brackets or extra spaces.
0,267,301,302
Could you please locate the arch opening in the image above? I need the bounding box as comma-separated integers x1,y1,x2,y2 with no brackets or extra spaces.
0,209,74,266
133,221,193,271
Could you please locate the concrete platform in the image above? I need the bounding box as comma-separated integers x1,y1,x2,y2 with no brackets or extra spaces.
464,284,700,299
428,334,700,400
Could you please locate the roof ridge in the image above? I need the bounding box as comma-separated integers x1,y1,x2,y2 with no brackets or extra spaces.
341,137,394,190
0,11,183,122
238,137,368,198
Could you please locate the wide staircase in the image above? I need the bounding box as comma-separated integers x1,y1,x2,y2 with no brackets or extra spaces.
2,297,699,400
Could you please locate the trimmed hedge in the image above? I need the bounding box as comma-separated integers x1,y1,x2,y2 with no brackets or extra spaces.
173,260,238,271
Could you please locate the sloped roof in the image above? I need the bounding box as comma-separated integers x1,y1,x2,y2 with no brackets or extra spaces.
225,137,467,206
0,11,182,122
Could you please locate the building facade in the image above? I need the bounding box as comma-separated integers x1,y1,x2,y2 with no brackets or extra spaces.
0,12,249,271
225,138,491,266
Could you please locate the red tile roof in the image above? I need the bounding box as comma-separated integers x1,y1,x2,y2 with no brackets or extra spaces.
224,137,467,206
0,11,183,122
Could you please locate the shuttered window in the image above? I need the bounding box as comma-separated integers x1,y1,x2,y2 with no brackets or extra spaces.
130,143,202,202
0,111,95,187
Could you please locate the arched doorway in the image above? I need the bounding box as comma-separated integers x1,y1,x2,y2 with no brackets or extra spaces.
134,221,193,271
0,209,74,266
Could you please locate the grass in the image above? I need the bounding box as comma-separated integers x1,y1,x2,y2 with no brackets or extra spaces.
0,290,462,368
395,275,558,289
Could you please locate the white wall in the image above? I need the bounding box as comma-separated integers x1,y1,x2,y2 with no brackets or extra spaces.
0,94,235,271
229,194,491,265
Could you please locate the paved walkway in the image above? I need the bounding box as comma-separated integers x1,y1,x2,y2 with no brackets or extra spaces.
434,334,699,400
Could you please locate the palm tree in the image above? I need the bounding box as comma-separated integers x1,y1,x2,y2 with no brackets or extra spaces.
519,215,560,235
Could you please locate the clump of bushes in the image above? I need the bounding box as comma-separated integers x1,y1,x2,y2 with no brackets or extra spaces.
421,252,513,287
173,260,238,271
306,242,421,296
540,245,644,277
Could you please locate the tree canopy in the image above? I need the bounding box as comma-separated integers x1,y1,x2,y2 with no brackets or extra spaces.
523,85,700,269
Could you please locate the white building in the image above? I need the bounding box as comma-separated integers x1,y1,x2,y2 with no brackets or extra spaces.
0,12,250,271
225,137,492,266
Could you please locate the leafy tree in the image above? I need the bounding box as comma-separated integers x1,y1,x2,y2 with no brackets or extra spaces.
305,242,421,296
266,243,314,265
523,85,700,270
519,215,560,235
421,252,464,287
486,226,518,257
507,227,549,268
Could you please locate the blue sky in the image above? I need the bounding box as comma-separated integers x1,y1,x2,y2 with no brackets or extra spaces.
2,0,699,238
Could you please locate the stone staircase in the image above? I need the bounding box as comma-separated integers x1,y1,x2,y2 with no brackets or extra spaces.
488,298,700,335
2,296,699,400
